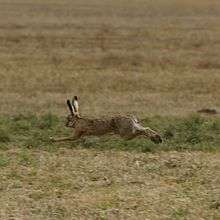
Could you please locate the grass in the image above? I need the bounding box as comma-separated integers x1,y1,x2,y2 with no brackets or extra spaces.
0,0,219,117
0,145,219,219
0,155,10,167
0,113,219,219
0,128,10,143
0,0,220,219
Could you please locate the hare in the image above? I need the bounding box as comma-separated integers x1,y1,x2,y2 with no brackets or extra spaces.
50,96,162,144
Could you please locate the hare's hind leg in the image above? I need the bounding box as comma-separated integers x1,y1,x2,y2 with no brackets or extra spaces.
143,127,162,143
132,122,162,143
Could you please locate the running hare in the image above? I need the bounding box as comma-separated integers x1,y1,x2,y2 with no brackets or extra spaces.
51,96,162,143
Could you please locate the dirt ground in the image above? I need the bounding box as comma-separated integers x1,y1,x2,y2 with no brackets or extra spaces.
0,148,219,219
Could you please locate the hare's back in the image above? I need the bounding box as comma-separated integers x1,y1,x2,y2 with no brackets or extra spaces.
75,118,113,135
111,116,134,135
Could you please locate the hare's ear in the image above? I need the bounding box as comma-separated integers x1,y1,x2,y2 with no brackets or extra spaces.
67,99,74,115
72,96,79,116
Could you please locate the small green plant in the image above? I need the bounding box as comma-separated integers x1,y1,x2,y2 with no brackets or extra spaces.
172,207,189,219
38,113,59,129
0,155,10,167
9,114,37,135
124,139,157,152
18,150,37,166
0,128,10,143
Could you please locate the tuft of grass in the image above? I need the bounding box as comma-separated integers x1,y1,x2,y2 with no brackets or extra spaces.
18,150,37,166
0,155,10,167
180,115,204,145
10,114,38,135
79,137,158,153
38,113,59,130
0,128,10,143
172,207,189,219
124,139,158,153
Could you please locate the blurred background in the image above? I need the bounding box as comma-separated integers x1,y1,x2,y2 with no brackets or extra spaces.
0,0,219,117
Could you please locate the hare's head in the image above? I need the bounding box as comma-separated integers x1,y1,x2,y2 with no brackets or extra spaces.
66,96,80,127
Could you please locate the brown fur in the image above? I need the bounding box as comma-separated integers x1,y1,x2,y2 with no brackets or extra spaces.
50,98,162,144
51,115,162,144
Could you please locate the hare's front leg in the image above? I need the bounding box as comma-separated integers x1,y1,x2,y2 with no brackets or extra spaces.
50,136,78,142
50,131,82,142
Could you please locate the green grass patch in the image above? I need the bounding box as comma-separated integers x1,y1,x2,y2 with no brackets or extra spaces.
0,155,10,167
0,127,11,143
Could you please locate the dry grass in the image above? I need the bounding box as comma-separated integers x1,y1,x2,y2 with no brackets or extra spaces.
0,0,220,219
0,0,219,117
0,148,220,219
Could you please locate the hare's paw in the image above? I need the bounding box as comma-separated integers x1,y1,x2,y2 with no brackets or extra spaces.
150,134,163,144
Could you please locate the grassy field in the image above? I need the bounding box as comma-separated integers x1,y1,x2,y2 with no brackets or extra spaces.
0,114,219,219
0,0,220,116
0,0,220,219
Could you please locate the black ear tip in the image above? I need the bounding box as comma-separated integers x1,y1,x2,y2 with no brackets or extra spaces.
66,99,74,114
